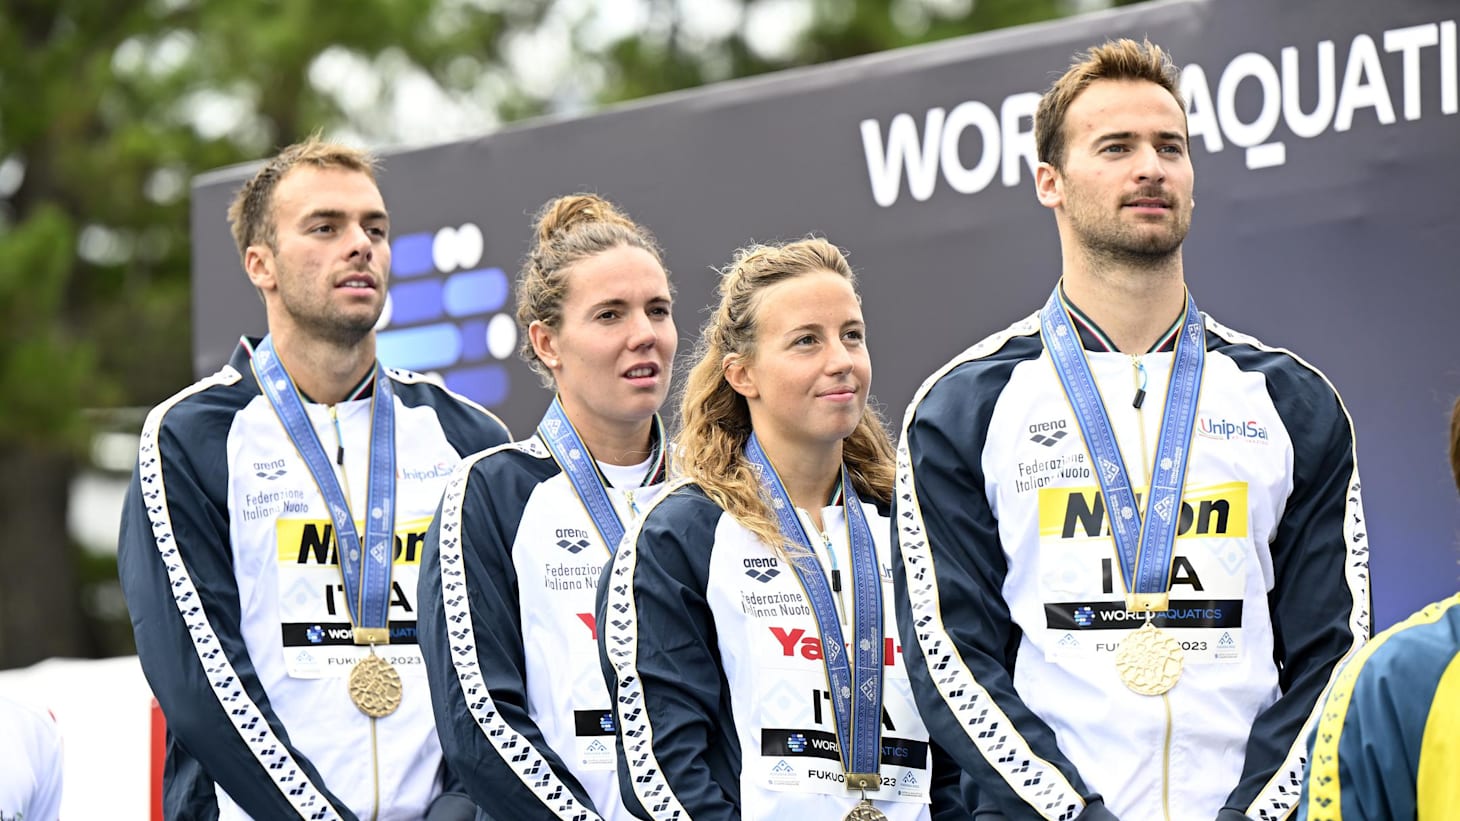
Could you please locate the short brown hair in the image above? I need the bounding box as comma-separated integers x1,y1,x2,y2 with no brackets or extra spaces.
1035,38,1186,169
226,135,379,262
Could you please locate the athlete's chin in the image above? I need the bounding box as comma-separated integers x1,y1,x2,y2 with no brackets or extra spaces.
317,313,381,347
609,389,669,424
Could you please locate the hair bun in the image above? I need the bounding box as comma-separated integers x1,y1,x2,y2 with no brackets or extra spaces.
534,193,633,245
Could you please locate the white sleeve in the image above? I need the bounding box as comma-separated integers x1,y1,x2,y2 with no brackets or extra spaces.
0,696,64,821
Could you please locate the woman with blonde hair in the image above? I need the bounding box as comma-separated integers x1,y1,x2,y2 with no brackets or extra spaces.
419,193,677,819
598,238,958,820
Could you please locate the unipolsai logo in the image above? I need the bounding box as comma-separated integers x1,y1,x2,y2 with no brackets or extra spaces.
400,461,452,482
1198,417,1270,443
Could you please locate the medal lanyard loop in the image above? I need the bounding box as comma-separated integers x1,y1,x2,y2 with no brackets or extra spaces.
537,395,666,555
252,335,397,641
1040,287,1205,613
745,434,884,783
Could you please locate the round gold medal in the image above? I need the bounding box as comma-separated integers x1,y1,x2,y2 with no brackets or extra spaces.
348,652,403,718
845,799,888,821
1114,621,1184,696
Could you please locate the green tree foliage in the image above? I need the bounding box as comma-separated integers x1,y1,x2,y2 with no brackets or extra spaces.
582,0,1147,105
0,0,1145,667
0,0,541,667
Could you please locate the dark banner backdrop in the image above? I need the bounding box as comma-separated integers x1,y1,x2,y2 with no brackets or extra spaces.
190,0,1460,629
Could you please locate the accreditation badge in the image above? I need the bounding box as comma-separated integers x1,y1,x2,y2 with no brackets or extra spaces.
275,515,432,678
747,639,931,804
572,707,618,771
1035,482,1251,666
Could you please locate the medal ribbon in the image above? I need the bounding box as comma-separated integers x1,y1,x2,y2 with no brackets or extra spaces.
537,395,666,555
745,434,883,780
1039,287,1205,606
253,335,397,637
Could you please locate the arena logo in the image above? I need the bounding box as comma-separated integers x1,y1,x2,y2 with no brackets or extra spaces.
1029,419,1070,448
860,19,1458,206
557,536,593,554
253,457,288,480
744,556,782,583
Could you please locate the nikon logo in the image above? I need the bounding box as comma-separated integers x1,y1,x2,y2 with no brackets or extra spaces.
1038,482,1249,540
276,516,434,565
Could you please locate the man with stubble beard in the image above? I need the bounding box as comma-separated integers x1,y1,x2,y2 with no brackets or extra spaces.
118,136,509,820
893,40,1370,820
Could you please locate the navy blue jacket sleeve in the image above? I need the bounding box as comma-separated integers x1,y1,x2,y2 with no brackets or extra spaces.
392,375,511,457
928,740,971,821
894,348,1118,821
598,486,740,821
1219,346,1370,820
118,390,354,820
417,449,603,819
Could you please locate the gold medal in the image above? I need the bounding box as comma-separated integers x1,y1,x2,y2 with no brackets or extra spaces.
1114,621,1184,695
348,650,403,717
844,798,888,821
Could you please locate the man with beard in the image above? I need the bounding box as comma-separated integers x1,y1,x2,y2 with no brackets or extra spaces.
893,40,1369,820
118,137,509,820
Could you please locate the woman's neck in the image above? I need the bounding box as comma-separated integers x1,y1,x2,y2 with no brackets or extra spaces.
755,430,843,531
559,396,656,467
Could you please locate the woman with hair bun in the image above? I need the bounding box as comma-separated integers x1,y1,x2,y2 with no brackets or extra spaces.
418,193,677,819
598,238,959,820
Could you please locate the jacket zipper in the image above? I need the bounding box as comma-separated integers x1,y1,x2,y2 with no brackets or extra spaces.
1131,357,1174,821
329,404,381,821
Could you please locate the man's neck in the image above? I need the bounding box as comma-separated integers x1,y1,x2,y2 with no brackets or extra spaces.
1061,255,1186,355
270,327,377,405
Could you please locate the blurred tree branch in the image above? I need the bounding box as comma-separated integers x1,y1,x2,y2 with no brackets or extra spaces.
0,0,541,666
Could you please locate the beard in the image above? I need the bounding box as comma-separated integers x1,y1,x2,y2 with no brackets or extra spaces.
1065,188,1192,268
276,275,384,348
308,308,380,347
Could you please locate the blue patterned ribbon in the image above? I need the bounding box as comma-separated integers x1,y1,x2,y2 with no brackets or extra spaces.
253,335,396,641
1040,287,1205,611
745,434,883,787
537,395,665,555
